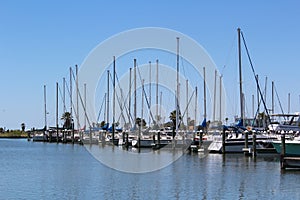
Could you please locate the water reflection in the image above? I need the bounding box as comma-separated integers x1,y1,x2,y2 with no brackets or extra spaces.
1,139,300,199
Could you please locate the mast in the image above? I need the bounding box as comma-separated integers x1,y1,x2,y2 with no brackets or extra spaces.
238,28,244,126
272,81,274,115
63,77,66,113
149,61,152,127
70,67,74,143
176,37,180,137
288,93,290,114
112,56,116,143
256,75,260,114
160,91,162,120
70,67,72,121
252,94,255,118
156,59,159,124
76,65,79,131
134,59,137,129
186,79,189,127
106,70,110,126
264,76,268,108
219,75,222,122
203,67,207,124
44,85,47,138
84,83,87,131
142,79,144,124
129,68,132,127
213,70,217,122
194,86,198,131
56,82,59,142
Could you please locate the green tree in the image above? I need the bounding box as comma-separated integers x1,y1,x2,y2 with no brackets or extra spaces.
100,121,106,127
61,112,72,129
135,118,146,127
169,110,182,138
21,123,25,132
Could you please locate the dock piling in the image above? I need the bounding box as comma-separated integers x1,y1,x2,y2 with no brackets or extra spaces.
252,131,257,157
222,126,226,154
281,133,286,169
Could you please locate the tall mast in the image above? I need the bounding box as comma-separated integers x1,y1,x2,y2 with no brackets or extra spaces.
112,56,116,142
176,37,180,136
264,76,268,108
156,59,159,124
252,94,255,118
213,69,217,122
149,61,152,126
272,81,274,115
194,86,198,131
70,67,72,119
238,28,244,126
56,82,59,142
160,91,162,119
106,70,110,126
129,68,132,126
142,79,144,122
44,85,47,130
219,75,222,122
134,59,137,128
186,79,189,127
76,65,79,130
63,77,66,113
288,93,291,114
84,83,87,131
203,67,207,121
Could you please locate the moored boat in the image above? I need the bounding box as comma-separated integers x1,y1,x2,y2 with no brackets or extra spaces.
272,139,300,156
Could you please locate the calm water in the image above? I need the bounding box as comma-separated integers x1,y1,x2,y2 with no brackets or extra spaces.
1,139,300,200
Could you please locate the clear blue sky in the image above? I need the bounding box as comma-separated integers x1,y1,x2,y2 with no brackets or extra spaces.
1,1,300,130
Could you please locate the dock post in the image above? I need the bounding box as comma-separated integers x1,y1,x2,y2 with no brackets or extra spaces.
245,130,249,148
280,133,286,169
244,130,252,156
122,132,125,145
72,122,75,144
158,131,161,147
63,130,66,143
252,131,257,157
126,133,129,148
222,126,226,154
200,131,203,145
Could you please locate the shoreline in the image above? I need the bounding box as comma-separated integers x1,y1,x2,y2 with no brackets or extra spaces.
0,136,28,139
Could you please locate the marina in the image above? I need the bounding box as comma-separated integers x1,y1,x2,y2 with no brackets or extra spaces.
2,1,300,199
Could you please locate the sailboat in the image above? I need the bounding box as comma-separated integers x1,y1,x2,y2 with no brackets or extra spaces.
208,28,276,154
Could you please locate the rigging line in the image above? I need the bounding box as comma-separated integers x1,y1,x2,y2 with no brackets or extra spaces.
274,84,286,119
114,69,133,123
136,64,156,123
113,76,134,127
116,89,128,125
109,72,127,124
63,80,81,128
251,93,265,127
180,50,187,80
96,94,106,123
241,31,272,126
179,90,195,124
223,34,237,74
66,73,92,129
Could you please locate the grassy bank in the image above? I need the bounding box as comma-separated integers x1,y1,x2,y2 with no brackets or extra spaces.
0,130,28,138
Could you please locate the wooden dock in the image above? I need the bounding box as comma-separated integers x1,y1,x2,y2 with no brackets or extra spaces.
280,134,300,170
281,156,300,169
